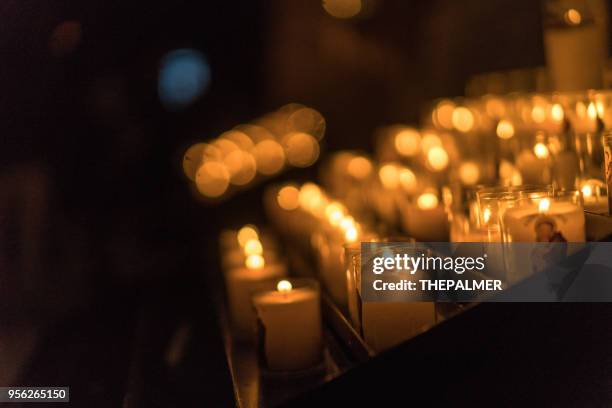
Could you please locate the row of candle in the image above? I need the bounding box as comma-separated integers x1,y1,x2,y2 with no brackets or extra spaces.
182,104,325,199
220,225,323,372
264,183,438,353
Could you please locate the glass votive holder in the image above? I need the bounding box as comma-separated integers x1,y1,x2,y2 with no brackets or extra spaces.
253,278,324,375
500,190,585,243
344,242,362,334
603,132,612,214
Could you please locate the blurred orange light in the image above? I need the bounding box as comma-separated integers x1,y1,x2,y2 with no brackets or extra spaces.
347,156,373,179
394,128,421,157
277,185,300,210
451,107,474,132
378,163,400,190
426,146,449,171
195,161,230,197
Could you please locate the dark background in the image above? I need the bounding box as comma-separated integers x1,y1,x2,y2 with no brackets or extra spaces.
0,0,605,406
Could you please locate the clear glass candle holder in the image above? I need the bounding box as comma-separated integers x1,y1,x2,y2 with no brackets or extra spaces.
602,132,612,214
500,190,585,243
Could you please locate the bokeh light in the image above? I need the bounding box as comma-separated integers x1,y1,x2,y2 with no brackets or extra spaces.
459,161,479,185
286,107,326,141
254,140,286,175
158,49,211,110
238,225,259,247
347,156,373,179
426,146,449,171
182,143,207,181
496,120,515,139
417,192,439,210
277,185,300,210
283,132,320,168
451,107,475,132
378,163,400,190
195,161,230,198
394,128,421,157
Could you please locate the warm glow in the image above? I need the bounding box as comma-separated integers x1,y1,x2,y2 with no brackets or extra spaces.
398,168,417,193
224,150,257,186
427,146,449,171
325,202,345,226
286,107,326,141
238,225,259,247
451,107,475,132
421,132,442,151
344,226,358,242
534,143,550,159
347,156,373,179
253,140,285,175
277,279,292,292
246,254,265,269
417,192,439,210
340,216,355,231
496,120,515,139
379,163,400,189
322,0,362,18
459,162,480,185
551,104,564,122
538,198,551,213
587,102,597,120
482,207,492,224
283,132,320,168
298,183,322,209
564,8,582,25
277,185,300,210
531,105,546,124
244,239,263,256
581,184,593,197
182,143,207,181
195,161,230,197
394,128,421,157
435,100,456,130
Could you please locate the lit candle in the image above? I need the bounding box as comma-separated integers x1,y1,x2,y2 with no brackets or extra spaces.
501,195,585,243
253,279,322,371
224,255,287,341
398,190,449,241
580,180,608,214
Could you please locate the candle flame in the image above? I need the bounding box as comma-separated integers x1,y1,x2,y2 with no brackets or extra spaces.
245,254,265,269
538,198,551,213
587,102,597,120
534,143,549,159
344,226,358,243
564,8,581,25
581,184,593,197
325,202,345,226
483,207,492,224
243,239,263,256
277,280,292,292
551,104,564,122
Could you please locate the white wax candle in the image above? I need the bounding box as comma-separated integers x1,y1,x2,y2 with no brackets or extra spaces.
225,263,287,340
398,197,449,241
253,281,322,371
544,24,605,91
